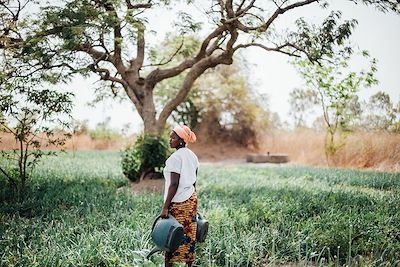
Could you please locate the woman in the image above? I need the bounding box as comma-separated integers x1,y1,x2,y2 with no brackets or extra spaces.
161,125,199,267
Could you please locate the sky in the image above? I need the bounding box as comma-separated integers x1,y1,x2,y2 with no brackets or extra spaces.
66,0,400,134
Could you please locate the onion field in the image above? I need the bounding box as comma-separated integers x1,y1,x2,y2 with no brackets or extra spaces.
1,151,399,266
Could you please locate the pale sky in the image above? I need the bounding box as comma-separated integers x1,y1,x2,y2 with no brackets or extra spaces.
66,0,400,134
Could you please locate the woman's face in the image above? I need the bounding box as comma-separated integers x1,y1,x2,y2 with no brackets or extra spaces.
169,131,181,148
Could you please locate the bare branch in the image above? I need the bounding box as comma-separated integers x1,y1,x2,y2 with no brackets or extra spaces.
196,25,227,60
1,123,17,135
125,0,152,10
11,62,76,79
91,65,142,111
236,0,256,16
206,34,226,56
217,0,225,19
273,0,318,23
0,1,16,18
225,0,234,18
146,25,227,85
92,66,128,88
143,38,184,68
76,43,109,62
237,0,318,32
234,42,302,58
236,0,247,13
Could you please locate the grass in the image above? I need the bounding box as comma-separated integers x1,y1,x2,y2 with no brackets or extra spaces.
1,151,400,266
259,129,400,172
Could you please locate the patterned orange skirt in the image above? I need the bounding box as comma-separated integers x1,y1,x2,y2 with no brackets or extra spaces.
166,192,198,263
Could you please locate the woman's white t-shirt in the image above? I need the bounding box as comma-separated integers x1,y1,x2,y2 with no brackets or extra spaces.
163,147,199,203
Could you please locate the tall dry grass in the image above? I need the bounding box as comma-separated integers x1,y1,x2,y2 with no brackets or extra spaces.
259,129,400,172
66,134,131,150
1,130,399,172
333,132,400,171
0,133,132,151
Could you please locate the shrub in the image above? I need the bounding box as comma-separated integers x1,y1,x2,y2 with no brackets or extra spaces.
89,118,123,142
121,134,170,182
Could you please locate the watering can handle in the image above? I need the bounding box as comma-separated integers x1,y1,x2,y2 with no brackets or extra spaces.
151,214,171,230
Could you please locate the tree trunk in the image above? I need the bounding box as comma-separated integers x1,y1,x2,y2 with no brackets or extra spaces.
141,90,159,135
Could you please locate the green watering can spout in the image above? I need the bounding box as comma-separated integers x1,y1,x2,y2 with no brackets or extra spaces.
146,246,161,259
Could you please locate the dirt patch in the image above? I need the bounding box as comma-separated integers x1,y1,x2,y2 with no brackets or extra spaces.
128,179,164,193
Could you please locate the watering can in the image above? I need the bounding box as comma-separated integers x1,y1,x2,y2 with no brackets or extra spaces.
146,212,209,259
196,212,209,243
151,215,184,252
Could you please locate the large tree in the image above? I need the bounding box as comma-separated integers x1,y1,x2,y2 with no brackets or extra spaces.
3,0,399,134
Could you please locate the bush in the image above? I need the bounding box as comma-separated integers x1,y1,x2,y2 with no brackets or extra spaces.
89,118,123,142
121,134,170,182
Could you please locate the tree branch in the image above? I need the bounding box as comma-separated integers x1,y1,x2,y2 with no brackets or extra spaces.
76,43,110,62
0,165,15,186
217,0,225,19
11,62,76,79
236,0,256,17
196,23,227,59
91,66,128,87
206,34,226,56
225,0,235,18
237,0,318,32
92,0,124,67
0,123,17,135
157,53,232,131
143,37,184,68
128,24,145,74
146,25,228,86
234,42,310,58
146,21,230,90
236,0,248,13
125,0,152,10
90,65,142,113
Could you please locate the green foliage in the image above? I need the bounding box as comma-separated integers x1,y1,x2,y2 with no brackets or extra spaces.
359,91,400,132
155,59,275,147
291,51,378,163
0,1,74,188
121,134,170,182
1,151,400,266
0,79,73,187
193,64,274,147
174,12,203,34
149,35,201,69
288,11,357,61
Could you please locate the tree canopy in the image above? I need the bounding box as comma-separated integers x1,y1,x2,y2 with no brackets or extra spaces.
1,0,399,134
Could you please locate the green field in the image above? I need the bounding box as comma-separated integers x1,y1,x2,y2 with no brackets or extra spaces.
1,151,399,266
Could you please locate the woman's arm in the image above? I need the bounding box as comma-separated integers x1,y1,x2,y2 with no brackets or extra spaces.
160,172,180,218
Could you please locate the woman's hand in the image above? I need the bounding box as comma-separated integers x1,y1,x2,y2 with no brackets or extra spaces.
160,207,169,218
